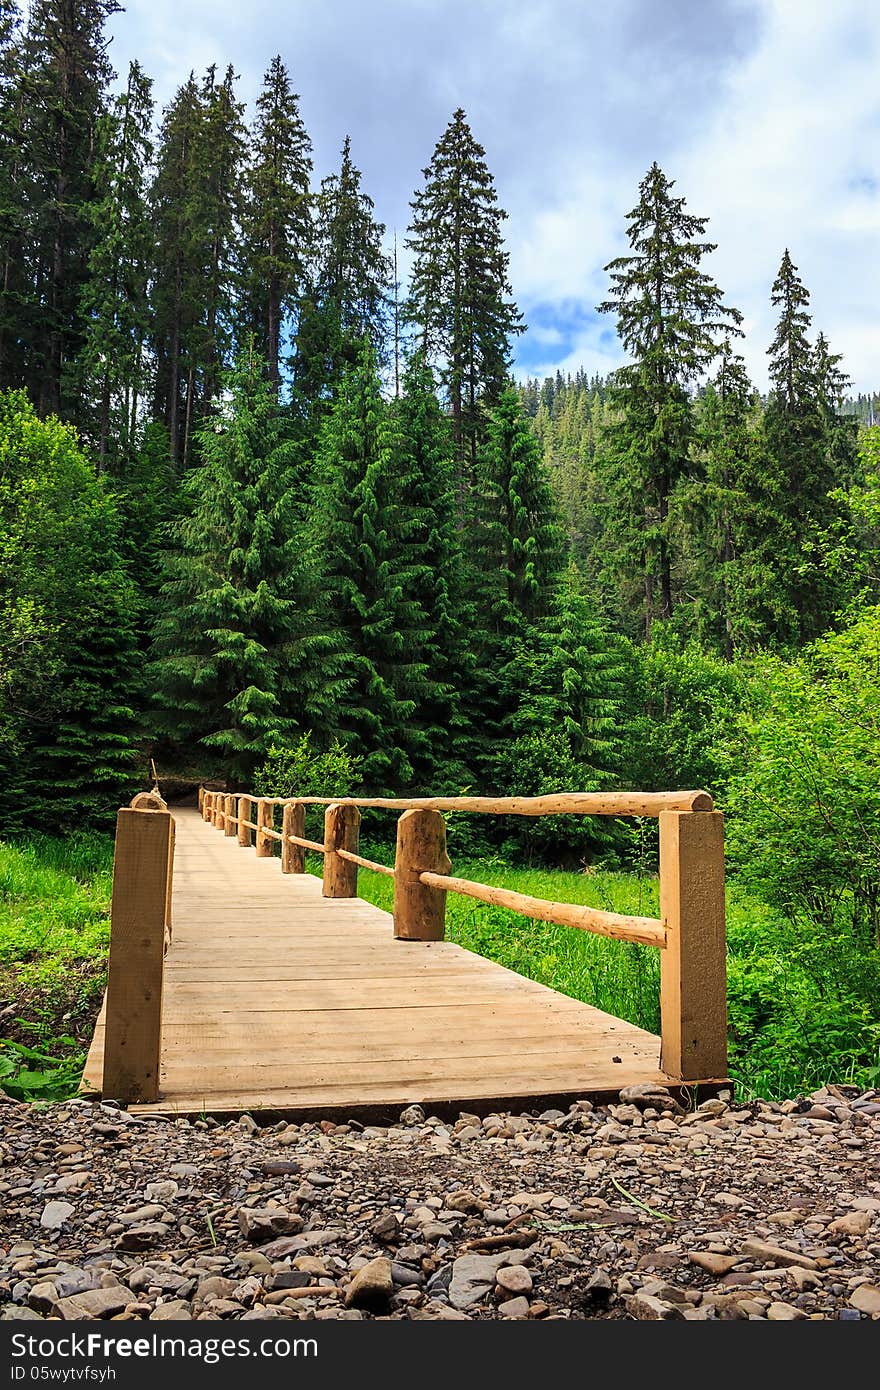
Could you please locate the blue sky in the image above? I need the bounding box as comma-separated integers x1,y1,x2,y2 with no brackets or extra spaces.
106,0,879,391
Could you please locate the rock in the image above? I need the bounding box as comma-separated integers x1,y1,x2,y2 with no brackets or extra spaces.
495,1265,533,1296
583,1268,613,1302
766,1301,807,1320
399,1105,425,1126
498,1296,530,1317
370,1211,401,1243
689,1252,741,1276
829,1210,871,1236
237,1208,303,1242
28,1282,61,1315
449,1252,511,1309
39,1200,75,1230
116,1223,169,1252
144,1180,179,1203
150,1300,192,1320
740,1239,818,1269
344,1257,393,1310
2,1307,44,1320
627,1292,684,1320
56,1287,130,1320
849,1285,880,1316
196,1276,236,1301
446,1189,484,1214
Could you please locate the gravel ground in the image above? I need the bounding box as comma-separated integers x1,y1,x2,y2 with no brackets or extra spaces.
1,1083,878,1322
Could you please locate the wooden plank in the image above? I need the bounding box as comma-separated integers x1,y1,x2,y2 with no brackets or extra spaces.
659,810,727,1081
102,809,172,1103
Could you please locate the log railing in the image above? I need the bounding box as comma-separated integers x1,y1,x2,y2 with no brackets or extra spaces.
198,786,727,1083
102,792,175,1104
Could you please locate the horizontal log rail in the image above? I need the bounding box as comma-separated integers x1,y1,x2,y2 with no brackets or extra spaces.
417,871,666,948
250,790,713,817
198,785,728,1083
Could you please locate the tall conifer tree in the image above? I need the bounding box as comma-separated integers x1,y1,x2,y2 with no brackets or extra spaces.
406,108,522,489
240,55,312,389
598,163,742,635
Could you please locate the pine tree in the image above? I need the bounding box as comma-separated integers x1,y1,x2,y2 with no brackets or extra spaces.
473,384,565,632
150,344,331,781
197,64,246,415
76,60,153,470
311,341,436,788
0,0,26,391
240,55,312,389
19,0,121,422
293,137,389,410
598,163,742,634
406,108,522,490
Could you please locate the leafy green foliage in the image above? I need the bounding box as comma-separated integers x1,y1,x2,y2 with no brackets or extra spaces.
254,734,362,800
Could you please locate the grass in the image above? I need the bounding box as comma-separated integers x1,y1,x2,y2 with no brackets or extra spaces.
1,827,878,1104
0,833,112,1097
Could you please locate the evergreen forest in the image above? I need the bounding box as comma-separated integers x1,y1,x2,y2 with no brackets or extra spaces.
1,2,879,1101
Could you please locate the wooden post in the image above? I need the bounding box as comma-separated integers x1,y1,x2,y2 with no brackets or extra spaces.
163,817,175,950
203,791,213,822
212,793,222,829
659,810,727,1082
322,802,360,897
238,795,252,847
224,792,236,836
198,787,205,814
282,801,306,873
256,799,274,857
102,807,173,1103
393,808,451,941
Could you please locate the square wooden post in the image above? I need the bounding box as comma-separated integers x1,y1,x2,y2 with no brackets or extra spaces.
659,810,727,1082
393,809,450,940
238,796,252,847
322,803,360,896
198,787,205,814
256,799,274,857
102,808,173,1103
282,801,306,873
224,793,236,836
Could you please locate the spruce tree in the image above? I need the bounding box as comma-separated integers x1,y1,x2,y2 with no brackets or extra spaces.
311,341,436,788
0,0,26,391
294,137,389,410
598,163,742,634
76,60,153,470
762,251,847,642
406,108,522,489
19,0,121,422
198,64,246,415
472,385,565,632
240,55,312,388
391,352,471,781
150,344,331,781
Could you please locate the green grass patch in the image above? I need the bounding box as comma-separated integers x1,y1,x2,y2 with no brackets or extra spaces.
0,833,113,1096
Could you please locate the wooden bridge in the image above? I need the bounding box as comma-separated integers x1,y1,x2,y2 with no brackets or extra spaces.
82,788,729,1118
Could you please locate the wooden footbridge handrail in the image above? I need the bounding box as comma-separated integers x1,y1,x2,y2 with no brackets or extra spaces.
192,784,727,1087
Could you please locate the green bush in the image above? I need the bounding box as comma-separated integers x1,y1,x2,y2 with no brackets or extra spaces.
253,734,362,800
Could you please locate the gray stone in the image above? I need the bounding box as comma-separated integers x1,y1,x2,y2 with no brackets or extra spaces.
40,1200,75,1231
495,1264,533,1296
56,1286,129,1320
498,1296,530,1318
116,1223,169,1252
237,1207,303,1243
449,1252,510,1309
849,1284,880,1316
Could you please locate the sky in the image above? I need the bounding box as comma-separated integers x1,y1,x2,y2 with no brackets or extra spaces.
107,0,880,392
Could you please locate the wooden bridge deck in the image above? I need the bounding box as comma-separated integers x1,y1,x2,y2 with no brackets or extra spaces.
82,808,677,1118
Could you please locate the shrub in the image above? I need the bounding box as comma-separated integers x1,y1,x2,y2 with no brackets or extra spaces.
253,734,362,800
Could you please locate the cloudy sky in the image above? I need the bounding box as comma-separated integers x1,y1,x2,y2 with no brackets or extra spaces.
108,0,879,391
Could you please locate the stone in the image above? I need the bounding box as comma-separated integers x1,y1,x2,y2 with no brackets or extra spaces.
150,1300,192,1320
370,1211,401,1243
28,1282,61,1315
849,1285,880,1316
449,1252,511,1309
237,1207,303,1243
399,1105,425,1126
495,1264,533,1296
116,1223,169,1252
627,1292,684,1320
144,1180,179,1203
498,1296,530,1318
740,1239,818,1269
40,1200,75,1230
56,1286,130,1320
829,1210,871,1236
689,1251,741,1276
344,1256,393,1310
766,1301,807,1320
